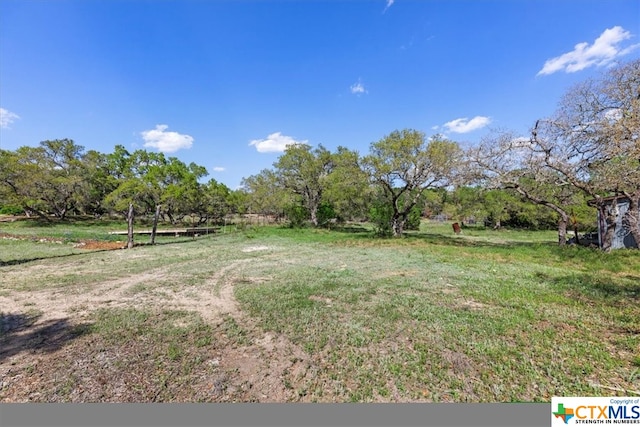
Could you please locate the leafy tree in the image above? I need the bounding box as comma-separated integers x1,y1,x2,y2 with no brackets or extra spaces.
104,148,155,217
240,169,290,219
0,149,36,216
481,189,516,229
284,203,309,228
363,129,460,236
159,159,208,224
0,140,86,219
77,149,117,216
316,202,338,228
197,179,232,224
441,186,486,225
227,188,250,216
273,144,333,227
324,146,371,222
421,188,447,219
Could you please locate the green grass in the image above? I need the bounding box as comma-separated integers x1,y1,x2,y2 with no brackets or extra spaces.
232,222,640,401
0,218,129,241
1,218,638,402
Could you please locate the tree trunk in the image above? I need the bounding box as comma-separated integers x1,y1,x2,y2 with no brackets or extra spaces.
601,199,619,252
310,206,318,227
557,213,568,247
307,192,321,227
127,203,134,250
23,204,49,221
392,214,405,237
167,212,176,225
150,205,161,245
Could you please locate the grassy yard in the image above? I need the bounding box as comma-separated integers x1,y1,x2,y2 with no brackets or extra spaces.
1,219,638,402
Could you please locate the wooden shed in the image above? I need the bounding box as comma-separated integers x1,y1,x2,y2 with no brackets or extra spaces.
591,196,639,250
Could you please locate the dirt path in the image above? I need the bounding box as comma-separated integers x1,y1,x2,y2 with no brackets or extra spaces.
0,254,315,402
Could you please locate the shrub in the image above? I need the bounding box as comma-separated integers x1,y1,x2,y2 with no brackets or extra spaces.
0,205,24,215
285,204,309,228
317,202,337,228
368,202,393,237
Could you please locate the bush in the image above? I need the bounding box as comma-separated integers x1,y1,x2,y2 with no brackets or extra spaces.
317,202,337,228
405,205,422,231
368,202,393,237
284,204,309,228
0,205,24,215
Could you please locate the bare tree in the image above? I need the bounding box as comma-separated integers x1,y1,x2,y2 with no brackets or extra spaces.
531,59,640,250
467,130,583,245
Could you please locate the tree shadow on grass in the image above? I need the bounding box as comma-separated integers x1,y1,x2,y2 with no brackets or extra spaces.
536,271,640,303
396,231,550,249
331,224,372,234
0,252,85,267
0,312,92,363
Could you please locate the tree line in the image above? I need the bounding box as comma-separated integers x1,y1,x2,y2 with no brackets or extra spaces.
1,59,638,249
0,142,236,226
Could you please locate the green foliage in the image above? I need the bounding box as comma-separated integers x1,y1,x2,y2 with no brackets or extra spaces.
0,140,87,219
0,205,24,215
0,122,605,236
240,169,289,217
274,144,332,227
285,203,309,228
323,146,371,222
316,202,337,228
421,188,447,218
405,204,422,230
368,198,394,237
363,129,461,236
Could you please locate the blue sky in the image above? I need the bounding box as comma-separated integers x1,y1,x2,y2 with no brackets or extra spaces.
1,0,639,188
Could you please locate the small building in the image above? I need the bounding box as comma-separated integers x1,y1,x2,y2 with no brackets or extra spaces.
590,196,639,250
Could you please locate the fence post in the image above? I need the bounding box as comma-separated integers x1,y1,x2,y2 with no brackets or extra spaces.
127,203,134,249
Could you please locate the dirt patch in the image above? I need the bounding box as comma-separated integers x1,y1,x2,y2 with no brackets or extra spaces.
241,246,272,253
73,241,127,250
459,299,487,310
309,295,333,306
0,255,316,402
0,232,126,251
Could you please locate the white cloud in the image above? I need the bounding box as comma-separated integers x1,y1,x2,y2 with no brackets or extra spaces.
538,26,640,76
0,108,20,129
140,124,193,153
383,0,395,13
350,80,367,95
249,132,307,153
213,166,225,172
443,116,492,133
